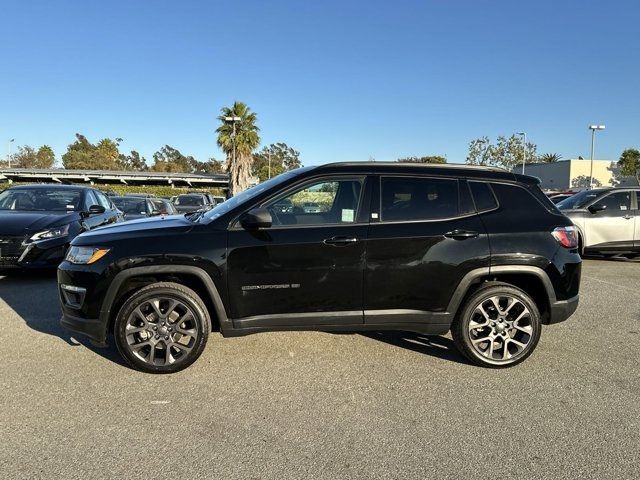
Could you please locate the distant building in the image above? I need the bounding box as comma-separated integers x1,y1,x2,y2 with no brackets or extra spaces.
514,159,638,190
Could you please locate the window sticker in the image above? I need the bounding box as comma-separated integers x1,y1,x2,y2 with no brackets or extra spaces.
342,209,354,222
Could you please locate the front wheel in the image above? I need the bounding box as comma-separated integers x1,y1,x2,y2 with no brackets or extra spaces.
451,284,542,368
114,282,211,373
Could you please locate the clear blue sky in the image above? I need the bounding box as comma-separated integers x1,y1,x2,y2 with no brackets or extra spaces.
1,0,639,166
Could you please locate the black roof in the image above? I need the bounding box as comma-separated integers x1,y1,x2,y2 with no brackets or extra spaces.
310,162,538,185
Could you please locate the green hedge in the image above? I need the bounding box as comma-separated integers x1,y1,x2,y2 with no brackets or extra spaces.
3,181,224,198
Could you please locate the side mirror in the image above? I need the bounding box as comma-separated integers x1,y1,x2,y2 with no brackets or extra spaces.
82,204,105,218
240,207,272,229
150,209,162,217
588,204,606,214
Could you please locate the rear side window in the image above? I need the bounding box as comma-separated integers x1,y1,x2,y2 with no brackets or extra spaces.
381,177,458,221
490,183,549,214
469,181,498,212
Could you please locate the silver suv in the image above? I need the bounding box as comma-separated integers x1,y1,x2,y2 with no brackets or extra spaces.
557,188,639,258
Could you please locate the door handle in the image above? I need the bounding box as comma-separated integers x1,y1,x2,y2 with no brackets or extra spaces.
623,215,633,220
323,236,358,246
444,230,479,240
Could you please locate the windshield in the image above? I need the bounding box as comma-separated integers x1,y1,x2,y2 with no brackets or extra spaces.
175,195,205,206
203,167,313,221
0,188,83,212
112,197,147,215
556,190,604,210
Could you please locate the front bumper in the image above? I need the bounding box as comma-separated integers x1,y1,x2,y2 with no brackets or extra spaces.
60,312,108,346
548,294,579,324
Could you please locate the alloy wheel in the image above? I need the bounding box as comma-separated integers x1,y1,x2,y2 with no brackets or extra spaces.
124,296,200,366
467,295,534,362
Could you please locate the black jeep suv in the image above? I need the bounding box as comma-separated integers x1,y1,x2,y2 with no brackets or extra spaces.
58,163,581,373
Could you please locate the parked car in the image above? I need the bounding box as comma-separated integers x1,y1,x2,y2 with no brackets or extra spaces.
150,198,178,216
302,202,322,213
549,193,574,204
172,193,212,214
111,196,162,221
58,162,581,373
126,193,156,198
0,184,121,270
557,187,639,257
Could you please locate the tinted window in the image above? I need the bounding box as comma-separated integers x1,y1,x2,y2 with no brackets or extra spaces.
94,191,111,210
381,177,458,221
0,188,83,212
469,181,498,212
556,189,603,209
175,195,205,206
84,190,99,210
112,197,147,215
592,191,632,212
490,183,547,214
265,178,362,226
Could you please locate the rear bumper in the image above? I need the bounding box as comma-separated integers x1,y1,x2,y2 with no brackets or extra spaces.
548,294,579,325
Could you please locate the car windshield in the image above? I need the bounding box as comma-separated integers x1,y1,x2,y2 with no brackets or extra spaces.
0,188,83,212
556,190,604,209
202,167,313,221
175,195,204,206
112,197,147,215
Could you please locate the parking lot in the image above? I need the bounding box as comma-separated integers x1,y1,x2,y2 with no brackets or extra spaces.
0,259,638,480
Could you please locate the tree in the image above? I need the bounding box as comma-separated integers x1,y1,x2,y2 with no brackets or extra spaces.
618,148,640,184
466,137,494,166
118,150,148,171
252,142,302,182
150,145,194,173
192,158,224,174
216,101,261,195
466,135,537,170
62,134,121,170
5,145,55,168
397,156,447,164
572,175,602,189
539,153,562,163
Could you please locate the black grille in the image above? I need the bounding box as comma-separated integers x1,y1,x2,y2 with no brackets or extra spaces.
0,236,27,264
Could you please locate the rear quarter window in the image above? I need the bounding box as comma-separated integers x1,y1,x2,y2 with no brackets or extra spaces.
490,183,553,214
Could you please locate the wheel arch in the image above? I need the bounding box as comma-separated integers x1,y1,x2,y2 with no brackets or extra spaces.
100,265,228,337
447,266,556,325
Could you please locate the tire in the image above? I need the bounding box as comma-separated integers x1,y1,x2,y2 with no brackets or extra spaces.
451,283,542,368
114,282,211,374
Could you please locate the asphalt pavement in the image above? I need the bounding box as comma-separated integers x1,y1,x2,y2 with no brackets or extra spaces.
0,259,638,480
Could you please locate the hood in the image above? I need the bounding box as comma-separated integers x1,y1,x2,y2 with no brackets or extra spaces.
0,211,79,236
73,214,194,245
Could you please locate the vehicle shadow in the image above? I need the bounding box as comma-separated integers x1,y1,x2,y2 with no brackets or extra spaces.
360,331,472,365
0,270,128,368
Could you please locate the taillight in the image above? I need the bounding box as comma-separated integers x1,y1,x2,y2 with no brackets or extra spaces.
552,226,578,248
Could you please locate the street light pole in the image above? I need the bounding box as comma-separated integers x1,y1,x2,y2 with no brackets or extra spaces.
7,138,14,168
517,132,526,174
267,150,271,179
588,125,606,189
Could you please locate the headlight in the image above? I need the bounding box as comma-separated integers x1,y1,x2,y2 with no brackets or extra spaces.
65,246,110,265
30,224,70,241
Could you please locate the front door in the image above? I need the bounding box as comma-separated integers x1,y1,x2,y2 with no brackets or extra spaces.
585,190,636,252
227,176,369,328
364,176,490,325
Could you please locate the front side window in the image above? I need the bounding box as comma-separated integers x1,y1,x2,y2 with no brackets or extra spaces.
264,178,363,226
381,177,458,221
94,191,112,210
592,191,632,212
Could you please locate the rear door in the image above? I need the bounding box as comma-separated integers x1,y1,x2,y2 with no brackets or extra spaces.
634,191,640,251
364,176,490,326
584,190,635,251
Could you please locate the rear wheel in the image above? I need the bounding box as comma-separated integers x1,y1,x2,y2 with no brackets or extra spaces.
452,284,542,368
114,282,211,373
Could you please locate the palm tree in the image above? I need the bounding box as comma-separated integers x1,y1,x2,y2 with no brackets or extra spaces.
216,101,260,195
539,153,562,163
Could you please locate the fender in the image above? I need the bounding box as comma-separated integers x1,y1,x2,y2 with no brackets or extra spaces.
98,265,229,334
445,265,557,316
